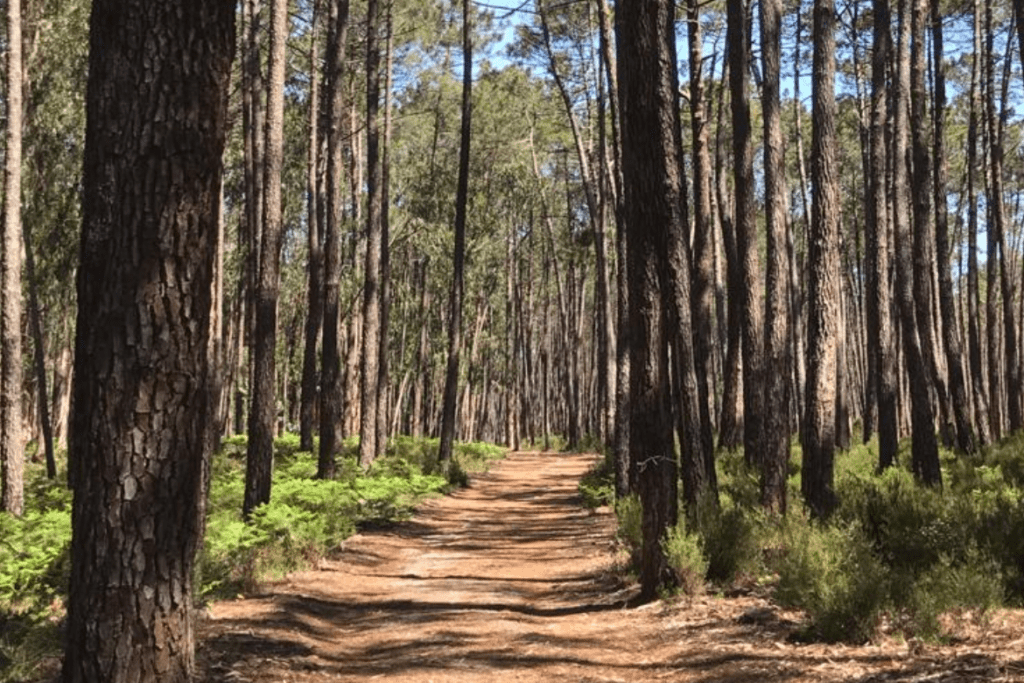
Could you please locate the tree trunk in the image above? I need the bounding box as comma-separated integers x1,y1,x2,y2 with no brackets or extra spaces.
931,0,976,454
966,0,990,445
802,0,841,518
894,0,941,486
1,0,24,516
615,0,683,600
759,0,791,515
300,2,323,454
318,0,350,479
374,5,395,454
727,0,765,469
868,0,900,470
244,0,288,517
62,2,234,679
686,0,718,477
359,0,384,467
438,0,472,465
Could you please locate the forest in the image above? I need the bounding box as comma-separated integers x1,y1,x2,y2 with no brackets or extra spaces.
1,0,1024,679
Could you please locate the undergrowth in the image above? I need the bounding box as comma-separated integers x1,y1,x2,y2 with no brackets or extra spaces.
611,430,1024,643
0,434,504,682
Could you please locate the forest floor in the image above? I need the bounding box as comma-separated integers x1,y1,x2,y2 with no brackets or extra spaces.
197,451,1024,682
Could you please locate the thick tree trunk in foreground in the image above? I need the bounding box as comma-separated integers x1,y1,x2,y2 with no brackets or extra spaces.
616,0,683,600
802,0,840,518
1,0,24,516
62,1,234,680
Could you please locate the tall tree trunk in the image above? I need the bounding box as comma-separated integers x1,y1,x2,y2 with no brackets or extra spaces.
1,0,23,515
868,0,900,470
910,0,950,446
62,2,234,679
375,2,395,453
985,0,1023,433
759,0,791,515
686,0,718,477
966,0,991,445
24,225,55,478
300,2,323,454
438,0,472,465
728,0,765,469
931,0,976,453
244,0,288,517
803,0,841,517
359,0,384,467
318,0,350,479
894,0,941,486
615,0,683,600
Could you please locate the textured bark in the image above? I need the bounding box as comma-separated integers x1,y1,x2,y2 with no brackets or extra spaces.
727,0,765,469
319,0,350,479
244,0,288,517
759,0,791,515
686,0,718,475
359,0,384,467
868,0,900,470
62,1,234,679
615,0,682,600
375,4,395,453
931,0,976,454
1,0,24,516
300,3,323,454
438,0,472,465
802,0,840,518
966,0,990,445
894,0,941,486
909,0,949,446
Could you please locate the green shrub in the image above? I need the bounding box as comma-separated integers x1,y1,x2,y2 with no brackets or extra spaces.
698,503,762,585
615,494,642,552
578,454,615,509
773,518,889,643
663,523,707,596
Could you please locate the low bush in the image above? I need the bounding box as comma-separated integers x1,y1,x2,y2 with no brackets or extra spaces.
663,522,707,596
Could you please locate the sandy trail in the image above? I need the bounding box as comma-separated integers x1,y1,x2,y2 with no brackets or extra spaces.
198,451,1024,683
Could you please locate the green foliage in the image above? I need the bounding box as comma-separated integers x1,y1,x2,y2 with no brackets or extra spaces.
697,502,763,585
663,523,707,596
614,494,642,553
773,517,889,643
578,453,615,508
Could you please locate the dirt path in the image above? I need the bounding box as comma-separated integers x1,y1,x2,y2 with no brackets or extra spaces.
198,451,1024,682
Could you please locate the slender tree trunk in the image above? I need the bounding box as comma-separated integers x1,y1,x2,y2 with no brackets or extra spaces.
931,0,976,453
868,0,899,470
318,0,349,479
62,2,234,678
727,0,765,469
985,0,1023,433
966,0,991,445
244,0,288,517
686,0,718,476
759,0,791,515
24,228,55,478
802,0,841,517
376,2,395,453
300,2,323,454
894,0,941,486
438,0,472,465
359,0,384,467
1,0,23,515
